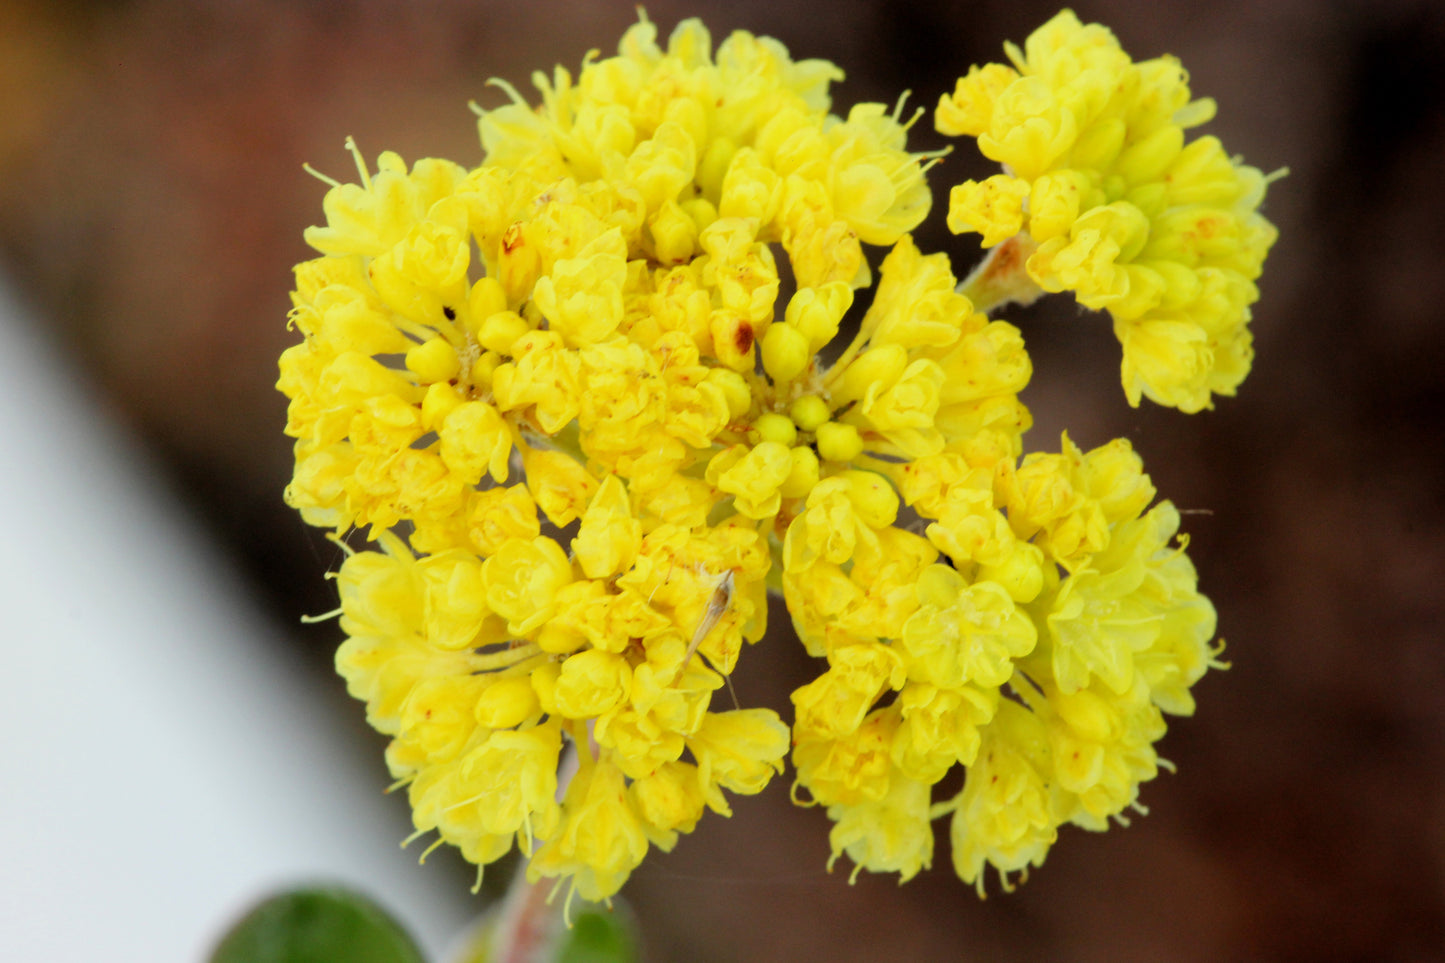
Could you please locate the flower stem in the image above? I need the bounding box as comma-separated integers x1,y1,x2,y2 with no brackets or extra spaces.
957,233,1044,315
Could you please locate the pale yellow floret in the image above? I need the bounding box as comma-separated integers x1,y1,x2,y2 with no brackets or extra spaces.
527,758,649,904
900,566,1037,689
826,774,935,882
474,676,541,729
791,642,907,739
572,475,643,579
892,683,998,783
947,175,1030,248
785,282,853,351
794,706,900,807
483,536,574,635
706,442,794,519
936,63,1018,138
629,761,707,850
1033,673,1165,828
521,447,598,526
438,401,512,487
1044,500,1200,695
949,699,1058,894
553,650,633,718
687,709,791,816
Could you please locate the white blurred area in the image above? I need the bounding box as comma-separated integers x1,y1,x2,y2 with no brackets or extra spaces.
0,274,475,960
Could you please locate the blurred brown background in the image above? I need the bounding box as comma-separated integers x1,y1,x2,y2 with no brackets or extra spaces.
3,0,1443,959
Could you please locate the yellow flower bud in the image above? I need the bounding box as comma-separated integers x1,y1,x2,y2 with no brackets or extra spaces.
780,445,820,499
719,148,782,223
648,199,699,265
792,708,898,807
979,76,1079,181
392,197,471,293
760,323,811,382
469,350,502,392
707,441,793,518
709,310,757,372
901,576,1036,689
680,196,718,235
405,337,461,384
475,675,541,728
467,484,541,556
528,758,648,902
950,701,1055,890
791,642,905,738
391,675,485,769
1027,170,1092,243
976,541,1046,603
706,368,752,420
419,551,493,648
497,221,542,307
833,344,907,406
894,683,997,779
784,283,852,352
466,276,508,329
420,381,463,430
1068,117,1126,173
840,469,899,528
826,775,935,883
935,62,1018,138
522,447,599,526
1115,124,1185,187
815,421,863,463
696,135,737,201
627,121,698,211
630,761,706,841
527,660,562,717
476,310,531,356
689,709,790,811
752,412,796,448
531,227,628,346
790,394,830,432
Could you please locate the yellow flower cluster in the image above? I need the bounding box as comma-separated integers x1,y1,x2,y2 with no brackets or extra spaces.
278,10,1255,905
789,432,1220,891
937,9,1280,412
280,14,937,905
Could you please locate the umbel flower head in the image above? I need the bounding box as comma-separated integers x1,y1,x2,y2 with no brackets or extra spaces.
278,9,1261,905
937,9,1281,412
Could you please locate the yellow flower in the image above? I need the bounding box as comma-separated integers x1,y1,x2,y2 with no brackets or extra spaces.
280,9,1245,903
526,757,648,904
899,566,1037,689
826,775,935,882
948,700,1057,894
936,8,1281,412
791,642,906,738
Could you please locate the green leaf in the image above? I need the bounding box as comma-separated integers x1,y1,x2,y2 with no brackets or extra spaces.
554,909,637,963
210,886,428,963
